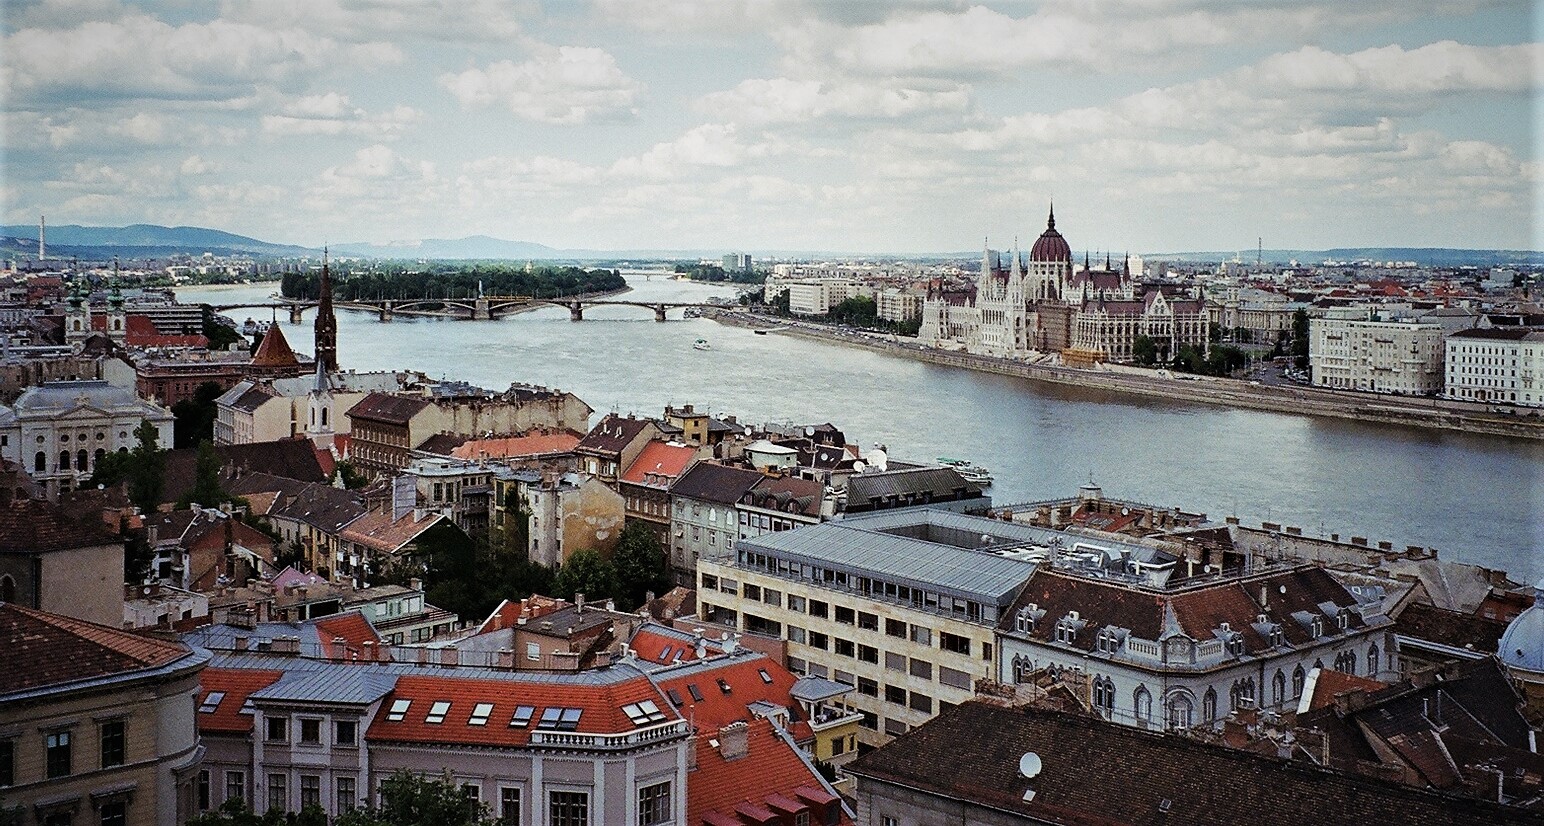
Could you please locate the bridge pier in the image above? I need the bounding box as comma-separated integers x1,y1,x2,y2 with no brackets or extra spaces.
568,303,584,322
379,301,393,322
654,305,668,322
289,305,304,324
473,297,491,321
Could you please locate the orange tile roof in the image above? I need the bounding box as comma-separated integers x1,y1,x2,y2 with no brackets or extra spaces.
474,596,568,634
688,718,851,826
628,626,721,666
249,322,300,367
653,654,800,730
450,431,581,460
0,603,192,694
365,673,677,747
1303,668,1388,712
197,667,285,733
339,509,445,554
315,612,382,659
620,440,699,486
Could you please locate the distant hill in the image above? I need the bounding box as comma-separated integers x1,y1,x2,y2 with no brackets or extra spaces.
1145,248,1542,267
0,223,316,257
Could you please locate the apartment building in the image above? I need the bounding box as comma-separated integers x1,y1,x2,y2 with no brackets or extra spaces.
695,509,1043,747
1443,327,1544,407
1309,314,1446,395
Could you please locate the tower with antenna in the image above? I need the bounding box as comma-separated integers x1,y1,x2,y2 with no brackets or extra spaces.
1257,237,1262,268
38,215,45,261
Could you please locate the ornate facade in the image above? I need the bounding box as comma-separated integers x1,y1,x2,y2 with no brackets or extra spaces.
919,207,1209,364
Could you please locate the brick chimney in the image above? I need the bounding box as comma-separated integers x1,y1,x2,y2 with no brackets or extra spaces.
717,721,749,760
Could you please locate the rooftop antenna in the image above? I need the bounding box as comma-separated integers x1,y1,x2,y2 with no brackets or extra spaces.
38,215,44,261
1258,237,1262,267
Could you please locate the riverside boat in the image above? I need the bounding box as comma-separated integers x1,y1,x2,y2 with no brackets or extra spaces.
937,456,993,485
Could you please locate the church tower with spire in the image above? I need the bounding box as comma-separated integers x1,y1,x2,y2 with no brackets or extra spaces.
314,249,338,373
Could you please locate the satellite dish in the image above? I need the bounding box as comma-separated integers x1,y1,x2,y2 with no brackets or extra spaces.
804,425,815,436
1120,507,1130,516
852,460,867,473
1018,752,1042,779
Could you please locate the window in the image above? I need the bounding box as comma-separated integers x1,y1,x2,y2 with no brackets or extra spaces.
743,583,761,601
537,708,583,731
1292,666,1306,698
885,651,906,671
787,625,806,645
46,730,71,778
834,606,855,625
337,777,357,813
809,599,829,619
336,720,357,745
469,703,495,726
1093,678,1115,716
939,632,971,655
1367,644,1380,677
198,770,211,810
687,684,704,702
386,699,411,721
526,642,541,661
638,781,671,826
509,706,535,728
199,691,225,713
807,631,828,650
885,685,907,705
461,784,481,820
758,668,774,684
0,739,12,787
909,626,931,646
885,618,906,638
300,718,321,743
909,659,932,680
857,611,879,631
226,771,246,806
858,677,879,697
1203,688,1218,721
884,718,909,736
267,773,287,813
938,666,971,690
717,678,732,694
622,700,667,725
909,691,933,713
99,801,126,826
425,701,451,724
100,720,125,767
1133,687,1153,723
857,644,878,664
265,717,288,742
834,638,855,658
549,790,589,826
300,775,320,809
500,787,521,825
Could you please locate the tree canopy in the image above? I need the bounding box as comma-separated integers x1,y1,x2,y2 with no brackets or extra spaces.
612,522,671,610
280,264,625,302
552,548,620,603
171,381,226,448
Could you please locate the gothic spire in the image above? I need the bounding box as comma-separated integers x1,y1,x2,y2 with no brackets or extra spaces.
1047,201,1056,231
314,245,338,373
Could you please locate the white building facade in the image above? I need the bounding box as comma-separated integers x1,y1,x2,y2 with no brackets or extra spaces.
1309,315,1446,395
1443,328,1544,407
0,379,174,498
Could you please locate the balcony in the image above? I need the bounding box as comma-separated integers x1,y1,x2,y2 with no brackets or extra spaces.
528,719,690,750
807,706,864,733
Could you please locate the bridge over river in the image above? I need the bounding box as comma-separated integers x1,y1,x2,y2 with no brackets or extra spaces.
209,295,724,323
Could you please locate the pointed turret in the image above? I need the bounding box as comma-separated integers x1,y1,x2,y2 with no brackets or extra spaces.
314,247,338,373
1011,236,1022,279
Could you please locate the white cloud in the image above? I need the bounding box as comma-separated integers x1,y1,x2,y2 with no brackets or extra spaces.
260,93,422,137
218,0,529,43
440,46,642,125
699,77,973,124
180,155,219,176
609,123,789,179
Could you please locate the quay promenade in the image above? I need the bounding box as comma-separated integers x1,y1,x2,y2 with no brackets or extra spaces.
713,311,1544,442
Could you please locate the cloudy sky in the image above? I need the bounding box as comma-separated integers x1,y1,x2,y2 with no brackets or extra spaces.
2,0,1538,254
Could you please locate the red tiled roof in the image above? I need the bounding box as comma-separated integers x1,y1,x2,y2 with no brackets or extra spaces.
1303,668,1388,712
654,655,799,730
196,667,285,733
628,626,721,666
621,440,698,486
249,322,300,367
347,392,431,425
474,595,567,634
0,603,191,694
338,509,444,554
315,612,382,660
689,718,851,826
365,673,676,747
451,431,582,461
0,496,118,553
91,314,210,348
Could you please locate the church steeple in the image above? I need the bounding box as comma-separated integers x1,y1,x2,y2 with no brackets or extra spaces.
1047,201,1056,231
314,247,338,373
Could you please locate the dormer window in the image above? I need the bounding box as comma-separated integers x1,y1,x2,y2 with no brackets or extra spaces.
1336,610,1350,631
1311,617,1324,638
1055,621,1076,644
1268,625,1284,648
1226,634,1245,657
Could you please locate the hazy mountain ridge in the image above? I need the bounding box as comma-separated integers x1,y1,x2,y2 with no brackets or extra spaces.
1,225,1536,266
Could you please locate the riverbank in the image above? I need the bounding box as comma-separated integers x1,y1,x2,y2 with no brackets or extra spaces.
712,311,1544,441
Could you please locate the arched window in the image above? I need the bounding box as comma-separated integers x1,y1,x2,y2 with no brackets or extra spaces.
59,451,70,472
1167,694,1194,730
35,452,46,472
1093,677,1114,717
1203,687,1218,721
76,449,88,471
1133,686,1152,724
0,574,14,602
1012,655,1032,684
1334,650,1356,674
1272,670,1286,706
95,448,105,466
1367,644,1380,677
321,408,328,426
1292,665,1306,697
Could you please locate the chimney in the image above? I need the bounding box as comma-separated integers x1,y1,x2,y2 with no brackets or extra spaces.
233,634,248,652
332,636,348,661
575,592,585,614
362,641,374,661
440,646,459,667
497,648,515,670
273,635,301,656
409,577,423,592
717,721,749,760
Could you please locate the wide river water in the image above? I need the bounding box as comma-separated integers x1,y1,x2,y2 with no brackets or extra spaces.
178,276,1543,580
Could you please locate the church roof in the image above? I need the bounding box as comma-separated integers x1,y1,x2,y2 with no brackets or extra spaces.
249,323,300,368
1029,206,1072,262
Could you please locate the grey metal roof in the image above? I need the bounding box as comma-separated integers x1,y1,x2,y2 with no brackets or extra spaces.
737,510,1040,605
845,466,981,502
791,675,850,702
250,669,397,705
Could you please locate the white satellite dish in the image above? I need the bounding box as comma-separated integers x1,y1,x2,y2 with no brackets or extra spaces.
852,460,867,473
1018,752,1042,779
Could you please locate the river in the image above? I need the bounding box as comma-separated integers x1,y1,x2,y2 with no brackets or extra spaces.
178,276,1544,580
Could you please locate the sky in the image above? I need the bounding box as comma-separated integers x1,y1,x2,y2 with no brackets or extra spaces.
1,0,1539,254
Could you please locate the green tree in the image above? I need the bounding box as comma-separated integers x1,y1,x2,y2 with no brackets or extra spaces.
126,420,166,512
552,548,620,602
335,460,369,490
172,381,226,448
179,440,231,509
185,799,296,826
335,770,495,826
201,307,244,351
771,290,791,317
1291,308,1310,369
613,522,671,610
827,295,877,327
1131,335,1159,366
